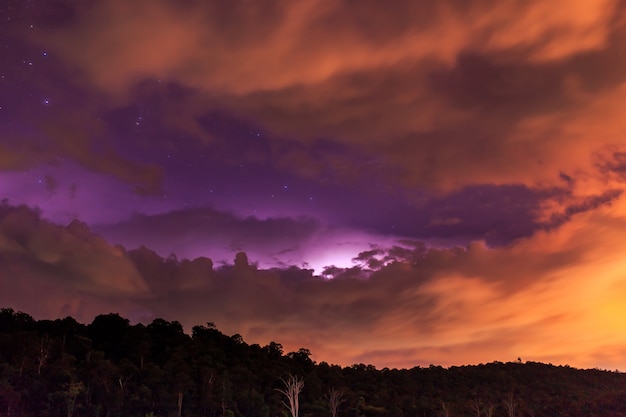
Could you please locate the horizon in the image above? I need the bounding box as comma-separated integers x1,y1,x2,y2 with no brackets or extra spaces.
3,305,623,373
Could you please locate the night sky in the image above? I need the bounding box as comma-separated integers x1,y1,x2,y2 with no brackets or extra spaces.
2,0,626,370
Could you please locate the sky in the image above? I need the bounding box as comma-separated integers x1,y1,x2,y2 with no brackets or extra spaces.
2,0,626,370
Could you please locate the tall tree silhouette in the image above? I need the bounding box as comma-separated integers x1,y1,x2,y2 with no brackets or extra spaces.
276,374,303,417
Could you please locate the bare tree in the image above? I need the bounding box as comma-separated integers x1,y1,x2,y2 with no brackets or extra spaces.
65,381,84,417
441,401,451,417
37,336,49,375
177,392,183,417
325,387,345,417
503,393,518,417
470,398,482,417
469,399,496,417
276,374,304,417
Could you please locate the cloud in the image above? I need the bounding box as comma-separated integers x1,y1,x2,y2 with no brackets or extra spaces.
37,0,619,94
4,194,626,370
93,206,320,263
0,143,43,171
0,104,163,195
40,110,164,195
23,0,625,195
93,206,393,272
0,203,150,322
249,193,626,369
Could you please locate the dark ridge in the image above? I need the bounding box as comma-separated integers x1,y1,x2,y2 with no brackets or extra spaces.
1,307,625,417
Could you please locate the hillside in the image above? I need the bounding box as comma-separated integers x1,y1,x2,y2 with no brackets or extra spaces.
1,307,625,417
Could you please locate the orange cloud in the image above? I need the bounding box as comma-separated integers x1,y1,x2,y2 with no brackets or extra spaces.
39,0,618,94
27,0,625,194
0,204,150,322
148,193,626,369
4,194,626,369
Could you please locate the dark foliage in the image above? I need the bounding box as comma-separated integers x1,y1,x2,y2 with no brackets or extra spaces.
1,307,626,417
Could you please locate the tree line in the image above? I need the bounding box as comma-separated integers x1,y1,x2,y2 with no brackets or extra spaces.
1,307,626,417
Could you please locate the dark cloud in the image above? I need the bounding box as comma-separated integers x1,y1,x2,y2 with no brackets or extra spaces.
0,98,163,194
430,53,573,116
0,204,148,294
18,0,622,194
3,0,624,225
41,112,164,195
5,197,626,369
133,190,626,368
0,203,149,322
43,174,57,194
93,206,321,264
0,144,39,171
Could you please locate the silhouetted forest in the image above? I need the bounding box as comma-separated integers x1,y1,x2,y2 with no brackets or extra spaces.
2,308,626,417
